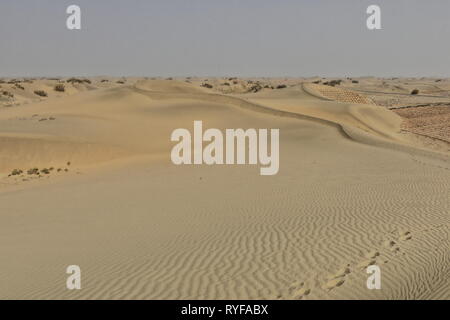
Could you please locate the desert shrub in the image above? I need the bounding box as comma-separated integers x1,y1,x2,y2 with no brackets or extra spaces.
11,169,23,176
34,90,48,97
201,83,213,88
116,80,125,84
276,84,287,89
101,79,109,82
411,89,419,95
66,78,91,84
312,80,321,84
222,82,230,86
27,168,39,175
324,80,342,86
1,90,14,98
352,80,359,84
14,83,25,90
54,84,65,92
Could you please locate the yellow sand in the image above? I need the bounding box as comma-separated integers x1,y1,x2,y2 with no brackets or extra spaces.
0,79,448,299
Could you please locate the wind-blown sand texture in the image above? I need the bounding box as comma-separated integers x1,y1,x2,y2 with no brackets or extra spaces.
0,77,449,299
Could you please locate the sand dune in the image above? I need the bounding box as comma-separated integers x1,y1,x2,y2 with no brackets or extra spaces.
0,79,449,299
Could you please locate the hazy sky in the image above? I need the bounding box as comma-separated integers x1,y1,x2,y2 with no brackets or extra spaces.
1,0,450,77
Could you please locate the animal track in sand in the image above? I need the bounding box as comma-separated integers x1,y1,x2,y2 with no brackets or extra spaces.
287,281,312,299
364,250,380,259
399,231,412,241
323,277,345,290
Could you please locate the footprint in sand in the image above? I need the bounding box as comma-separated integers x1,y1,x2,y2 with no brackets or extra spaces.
294,287,311,299
356,259,376,270
383,239,401,253
323,278,345,290
289,281,311,299
399,231,412,241
364,250,380,259
328,265,351,280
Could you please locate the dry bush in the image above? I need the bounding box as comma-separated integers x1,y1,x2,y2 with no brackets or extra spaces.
67,78,91,84
54,84,65,92
1,90,14,98
411,89,419,95
34,90,48,97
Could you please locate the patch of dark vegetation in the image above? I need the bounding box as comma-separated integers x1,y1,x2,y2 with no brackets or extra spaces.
27,168,40,175
116,80,125,84
34,90,48,97
352,80,359,84
249,83,263,93
66,78,91,84
9,169,23,176
312,80,321,84
14,83,25,90
54,84,65,92
201,83,213,89
1,90,14,98
323,80,342,86
276,84,287,89
411,89,419,95
101,79,109,82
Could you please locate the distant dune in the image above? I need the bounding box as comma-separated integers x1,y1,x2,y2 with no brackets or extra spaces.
0,77,449,299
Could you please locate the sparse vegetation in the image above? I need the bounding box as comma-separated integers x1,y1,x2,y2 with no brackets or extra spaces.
411,89,419,95
116,80,125,84
34,90,48,97
1,90,14,98
201,83,213,89
66,78,91,84
11,169,23,176
276,84,287,89
27,168,40,175
352,80,359,84
54,84,65,92
324,80,342,86
14,83,25,90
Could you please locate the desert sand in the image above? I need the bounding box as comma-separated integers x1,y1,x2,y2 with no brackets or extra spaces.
0,77,449,299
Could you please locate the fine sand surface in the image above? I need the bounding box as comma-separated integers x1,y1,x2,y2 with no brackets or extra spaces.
0,78,449,299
